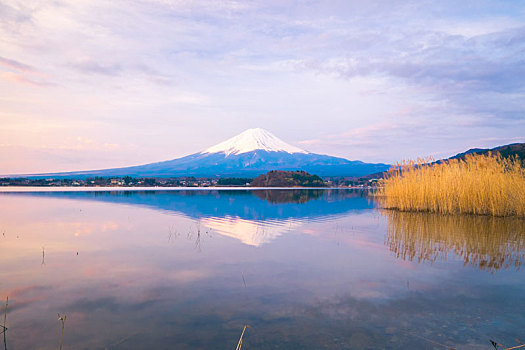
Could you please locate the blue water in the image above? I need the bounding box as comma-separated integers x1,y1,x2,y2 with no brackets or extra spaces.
0,189,523,349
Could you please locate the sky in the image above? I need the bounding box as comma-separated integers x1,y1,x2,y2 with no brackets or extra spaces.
1,0,524,174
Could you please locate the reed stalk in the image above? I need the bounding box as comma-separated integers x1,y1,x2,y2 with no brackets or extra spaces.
2,297,6,331
235,325,249,350
2,296,7,350
378,153,525,217
58,314,66,350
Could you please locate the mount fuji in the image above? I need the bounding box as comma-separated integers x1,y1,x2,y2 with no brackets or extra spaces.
23,128,390,178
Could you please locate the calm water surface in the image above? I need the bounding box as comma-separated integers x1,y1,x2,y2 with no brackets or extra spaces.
0,189,524,349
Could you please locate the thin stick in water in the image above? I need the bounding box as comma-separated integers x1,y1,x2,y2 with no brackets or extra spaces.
58,313,66,350
3,296,7,350
2,297,7,330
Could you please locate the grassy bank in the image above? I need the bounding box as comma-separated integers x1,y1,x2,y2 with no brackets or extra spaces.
378,153,525,217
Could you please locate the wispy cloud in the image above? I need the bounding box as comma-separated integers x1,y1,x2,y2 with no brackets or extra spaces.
0,0,524,171
0,56,36,72
68,59,122,76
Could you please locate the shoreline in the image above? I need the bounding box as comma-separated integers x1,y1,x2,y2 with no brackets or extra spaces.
0,186,372,193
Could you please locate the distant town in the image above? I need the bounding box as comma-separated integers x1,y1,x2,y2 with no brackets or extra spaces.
0,173,380,188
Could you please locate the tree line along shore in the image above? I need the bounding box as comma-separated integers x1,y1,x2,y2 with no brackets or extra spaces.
0,171,379,188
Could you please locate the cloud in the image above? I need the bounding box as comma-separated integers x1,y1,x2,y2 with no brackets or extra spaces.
0,1,33,26
0,56,36,72
292,27,525,117
68,59,122,76
0,56,52,86
0,71,37,85
0,0,524,169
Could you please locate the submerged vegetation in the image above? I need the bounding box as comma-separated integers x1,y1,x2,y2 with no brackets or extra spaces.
378,153,525,217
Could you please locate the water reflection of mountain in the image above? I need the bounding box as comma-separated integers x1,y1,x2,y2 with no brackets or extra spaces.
8,189,373,221
252,189,324,203
200,216,304,246
384,210,525,271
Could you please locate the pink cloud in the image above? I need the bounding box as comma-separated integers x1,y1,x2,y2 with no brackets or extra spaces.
0,71,50,86
0,56,36,73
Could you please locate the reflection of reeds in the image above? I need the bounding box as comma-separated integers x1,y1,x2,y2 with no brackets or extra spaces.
384,210,525,271
378,154,525,217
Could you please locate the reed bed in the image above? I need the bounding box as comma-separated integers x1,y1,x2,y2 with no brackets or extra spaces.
378,153,525,217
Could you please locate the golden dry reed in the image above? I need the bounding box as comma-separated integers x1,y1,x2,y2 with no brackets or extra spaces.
378,153,525,217
236,325,249,350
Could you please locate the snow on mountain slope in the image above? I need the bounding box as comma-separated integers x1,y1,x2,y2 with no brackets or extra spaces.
203,128,308,156
15,128,391,178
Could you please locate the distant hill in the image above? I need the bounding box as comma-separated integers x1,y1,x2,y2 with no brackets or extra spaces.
450,143,525,161
342,142,524,183
251,170,327,187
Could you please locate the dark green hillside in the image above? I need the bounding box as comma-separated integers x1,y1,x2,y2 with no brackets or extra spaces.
451,143,525,161
251,170,327,187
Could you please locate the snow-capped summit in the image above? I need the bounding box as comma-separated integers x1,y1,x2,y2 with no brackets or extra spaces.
203,128,308,156
21,128,391,178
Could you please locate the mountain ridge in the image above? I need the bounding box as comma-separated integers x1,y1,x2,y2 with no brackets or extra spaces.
450,143,525,160
337,142,525,182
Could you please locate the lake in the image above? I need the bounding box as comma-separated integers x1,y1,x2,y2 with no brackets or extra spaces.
0,189,524,349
